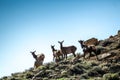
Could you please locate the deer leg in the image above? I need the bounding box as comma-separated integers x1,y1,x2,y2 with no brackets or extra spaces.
63,53,67,59
92,50,99,60
73,52,76,57
96,55,99,60
83,52,85,59
34,61,39,69
61,54,64,60
56,56,59,60
53,56,55,61
83,50,86,60
63,54,65,59
94,52,99,60
65,54,67,59
89,52,92,59
34,61,37,69
63,54,66,59
58,56,60,60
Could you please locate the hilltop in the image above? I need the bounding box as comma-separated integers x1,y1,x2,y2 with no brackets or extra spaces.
1,30,120,80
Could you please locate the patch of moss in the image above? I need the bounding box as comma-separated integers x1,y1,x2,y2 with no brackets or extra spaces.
87,66,105,77
69,63,84,75
109,64,120,73
103,73,119,80
57,78,69,80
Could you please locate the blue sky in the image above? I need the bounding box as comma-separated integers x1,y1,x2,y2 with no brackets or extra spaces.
0,0,120,77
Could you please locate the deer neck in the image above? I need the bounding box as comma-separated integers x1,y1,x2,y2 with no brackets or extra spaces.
31,52,37,61
32,53,35,56
80,42,84,48
52,48,57,52
60,44,63,49
82,42,88,48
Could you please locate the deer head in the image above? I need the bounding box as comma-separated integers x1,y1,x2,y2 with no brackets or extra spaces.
51,45,55,49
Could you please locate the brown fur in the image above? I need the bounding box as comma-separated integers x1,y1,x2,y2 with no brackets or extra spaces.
30,51,45,69
78,40,99,60
84,38,99,46
58,40,77,59
51,45,63,61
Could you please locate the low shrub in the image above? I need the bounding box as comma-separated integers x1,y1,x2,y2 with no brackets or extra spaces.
103,73,119,80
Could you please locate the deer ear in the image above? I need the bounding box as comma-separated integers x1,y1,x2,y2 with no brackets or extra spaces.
58,41,60,43
62,40,64,43
51,45,55,47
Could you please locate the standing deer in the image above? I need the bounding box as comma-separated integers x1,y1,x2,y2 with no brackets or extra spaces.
58,40,77,59
30,51,45,69
78,40,99,60
51,45,63,61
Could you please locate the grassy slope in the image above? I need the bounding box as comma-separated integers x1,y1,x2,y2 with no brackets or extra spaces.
1,31,120,80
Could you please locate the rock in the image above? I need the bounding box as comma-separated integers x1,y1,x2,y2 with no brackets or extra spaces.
99,53,112,60
100,39,114,47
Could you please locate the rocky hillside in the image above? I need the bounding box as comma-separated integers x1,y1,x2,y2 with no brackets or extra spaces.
1,30,120,80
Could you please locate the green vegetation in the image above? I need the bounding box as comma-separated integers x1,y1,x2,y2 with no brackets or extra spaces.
0,30,120,80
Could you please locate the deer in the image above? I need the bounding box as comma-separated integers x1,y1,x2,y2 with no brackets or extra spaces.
30,51,45,69
78,40,100,60
84,38,99,46
58,40,77,59
51,45,63,61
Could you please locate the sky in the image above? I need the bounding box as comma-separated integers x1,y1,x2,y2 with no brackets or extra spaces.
0,0,120,78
